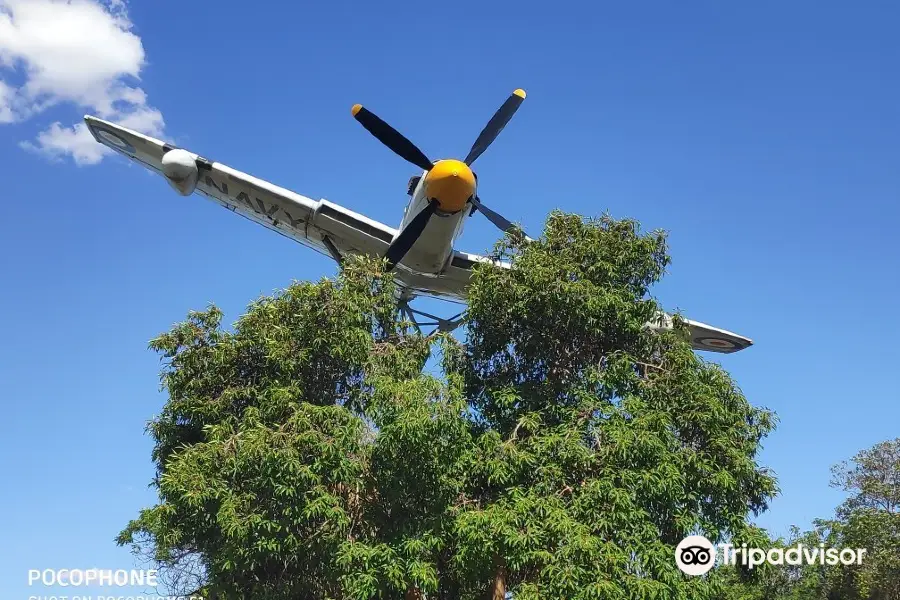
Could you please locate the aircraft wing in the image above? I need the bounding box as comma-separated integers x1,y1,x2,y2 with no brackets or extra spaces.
84,116,398,268
684,318,752,353
84,116,752,354
648,312,752,354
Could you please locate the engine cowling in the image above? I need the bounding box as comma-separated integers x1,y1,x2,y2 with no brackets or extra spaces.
161,149,199,196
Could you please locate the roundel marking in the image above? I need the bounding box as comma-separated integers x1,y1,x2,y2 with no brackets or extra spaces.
694,337,738,350
95,128,136,154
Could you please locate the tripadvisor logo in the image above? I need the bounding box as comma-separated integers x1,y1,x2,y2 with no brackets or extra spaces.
675,535,716,575
674,535,868,576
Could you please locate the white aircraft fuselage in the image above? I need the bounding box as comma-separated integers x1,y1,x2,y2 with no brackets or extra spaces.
396,161,474,274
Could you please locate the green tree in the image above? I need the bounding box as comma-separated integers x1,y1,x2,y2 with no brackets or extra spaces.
823,439,900,600
720,440,900,600
717,526,834,600
831,439,900,515
119,212,778,599
456,213,776,598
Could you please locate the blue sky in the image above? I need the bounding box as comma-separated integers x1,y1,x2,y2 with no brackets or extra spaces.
2,0,898,594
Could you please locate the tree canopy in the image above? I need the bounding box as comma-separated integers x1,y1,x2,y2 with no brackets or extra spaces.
720,438,900,600
119,212,778,600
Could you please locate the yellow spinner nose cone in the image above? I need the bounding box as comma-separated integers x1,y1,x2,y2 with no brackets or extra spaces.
351,103,363,116
424,159,476,213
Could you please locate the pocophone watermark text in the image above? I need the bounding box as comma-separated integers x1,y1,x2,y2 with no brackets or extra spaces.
26,569,204,600
29,570,159,587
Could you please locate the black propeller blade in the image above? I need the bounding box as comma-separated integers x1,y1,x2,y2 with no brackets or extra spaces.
352,104,434,172
470,196,525,236
463,89,526,166
384,200,439,270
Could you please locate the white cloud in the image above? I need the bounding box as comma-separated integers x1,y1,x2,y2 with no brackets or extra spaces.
0,0,164,164
0,79,16,123
20,122,104,165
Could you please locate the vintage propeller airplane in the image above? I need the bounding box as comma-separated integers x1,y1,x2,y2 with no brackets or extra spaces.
83,89,752,353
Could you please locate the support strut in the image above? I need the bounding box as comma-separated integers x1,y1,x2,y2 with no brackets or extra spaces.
398,299,465,335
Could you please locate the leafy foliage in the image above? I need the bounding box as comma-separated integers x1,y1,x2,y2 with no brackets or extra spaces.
824,439,900,600
119,212,778,599
720,439,900,600
457,212,776,598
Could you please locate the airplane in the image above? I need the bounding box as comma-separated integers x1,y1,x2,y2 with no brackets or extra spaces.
83,89,752,353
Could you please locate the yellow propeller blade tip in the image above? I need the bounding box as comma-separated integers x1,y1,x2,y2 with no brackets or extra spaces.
513,88,526,99
351,103,363,116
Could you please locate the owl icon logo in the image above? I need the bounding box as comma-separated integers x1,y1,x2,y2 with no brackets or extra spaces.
675,535,716,576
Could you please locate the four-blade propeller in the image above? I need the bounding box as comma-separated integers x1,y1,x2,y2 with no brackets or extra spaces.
352,89,529,269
